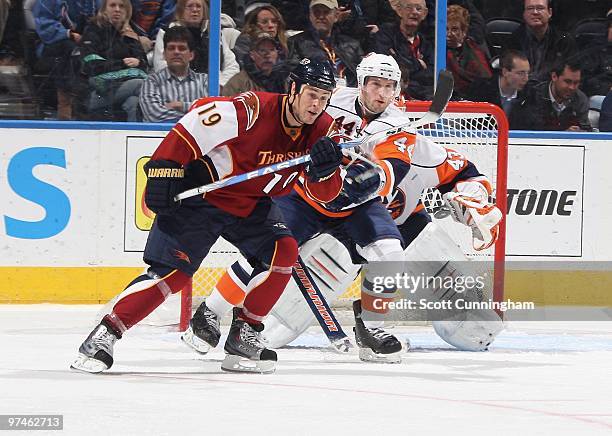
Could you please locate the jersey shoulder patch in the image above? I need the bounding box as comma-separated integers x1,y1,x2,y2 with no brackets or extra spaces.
234,91,260,131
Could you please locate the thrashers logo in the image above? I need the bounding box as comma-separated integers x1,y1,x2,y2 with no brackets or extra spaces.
236,91,260,131
173,250,191,264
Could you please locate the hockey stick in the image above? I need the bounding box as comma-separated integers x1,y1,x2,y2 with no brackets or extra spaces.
292,256,353,353
174,70,454,202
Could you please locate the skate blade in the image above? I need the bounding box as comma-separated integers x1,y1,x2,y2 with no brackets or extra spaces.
358,348,402,364
181,327,212,355
70,353,109,373
330,337,354,353
221,354,276,374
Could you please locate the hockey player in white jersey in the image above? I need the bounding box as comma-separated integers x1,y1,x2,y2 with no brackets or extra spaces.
183,53,414,363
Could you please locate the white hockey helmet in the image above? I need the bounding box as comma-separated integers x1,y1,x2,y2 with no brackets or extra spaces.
356,53,402,97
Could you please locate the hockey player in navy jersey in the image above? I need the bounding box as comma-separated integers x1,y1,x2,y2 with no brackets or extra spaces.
71,58,343,374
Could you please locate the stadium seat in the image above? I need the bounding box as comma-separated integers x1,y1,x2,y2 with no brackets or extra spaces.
486,17,522,58
573,18,608,50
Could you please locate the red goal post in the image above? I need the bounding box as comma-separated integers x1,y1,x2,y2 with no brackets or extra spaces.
179,101,509,330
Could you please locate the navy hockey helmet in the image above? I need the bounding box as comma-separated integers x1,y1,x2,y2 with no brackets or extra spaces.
289,58,336,94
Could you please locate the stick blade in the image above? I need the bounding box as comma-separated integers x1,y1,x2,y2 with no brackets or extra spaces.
429,69,454,115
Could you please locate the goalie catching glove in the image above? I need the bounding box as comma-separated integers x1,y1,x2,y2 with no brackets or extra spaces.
444,180,502,251
143,159,184,215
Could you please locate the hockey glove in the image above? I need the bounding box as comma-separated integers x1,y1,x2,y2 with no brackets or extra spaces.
326,162,385,212
143,159,184,215
343,162,383,204
184,157,218,188
305,136,343,182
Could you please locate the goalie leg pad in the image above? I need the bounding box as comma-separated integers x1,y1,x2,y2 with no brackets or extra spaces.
401,222,504,349
262,234,359,348
432,309,504,351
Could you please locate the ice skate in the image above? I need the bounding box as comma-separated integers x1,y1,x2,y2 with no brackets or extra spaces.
70,319,120,373
330,336,354,353
181,301,221,354
353,300,403,363
221,309,277,374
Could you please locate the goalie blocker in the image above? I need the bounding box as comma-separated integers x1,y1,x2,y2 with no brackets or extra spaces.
262,222,504,352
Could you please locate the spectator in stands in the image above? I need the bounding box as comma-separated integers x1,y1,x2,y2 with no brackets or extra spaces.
223,31,288,96
599,90,612,132
546,0,609,32
473,0,522,21
287,0,363,87
81,0,148,121
359,0,398,32
33,0,99,119
333,0,395,52
513,60,592,131
0,0,11,58
140,26,207,122
129,0,175,53
233,4,288,68
503,0,577,83
272,0,397,34
222,0,247,28
270,0,309,31
422,0,487,49
446,4,492,98
153,0,240,88
577,12,611,98
467,49,529,127
373,0,434,100
396,63,413,102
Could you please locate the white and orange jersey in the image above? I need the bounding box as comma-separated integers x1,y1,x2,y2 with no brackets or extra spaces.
294,86,412,217
380,132,492,226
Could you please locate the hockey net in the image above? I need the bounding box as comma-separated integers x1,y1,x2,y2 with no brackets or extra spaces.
178,101,508,330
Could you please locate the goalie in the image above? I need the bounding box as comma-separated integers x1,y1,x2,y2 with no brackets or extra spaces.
260,130,505,353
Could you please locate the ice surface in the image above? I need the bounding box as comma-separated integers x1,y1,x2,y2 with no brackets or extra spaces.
1,305,612,435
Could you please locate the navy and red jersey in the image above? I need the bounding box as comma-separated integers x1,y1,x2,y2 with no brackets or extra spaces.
151,91,342,217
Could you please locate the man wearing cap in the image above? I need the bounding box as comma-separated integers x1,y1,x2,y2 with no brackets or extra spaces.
287,0,363,87
223,31,289,96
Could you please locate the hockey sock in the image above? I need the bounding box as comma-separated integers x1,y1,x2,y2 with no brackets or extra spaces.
241,237,298,324
108,268,191,332
206,260,251,318
361,273,397,330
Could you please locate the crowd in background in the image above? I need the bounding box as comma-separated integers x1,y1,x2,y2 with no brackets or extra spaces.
0,0,610,131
